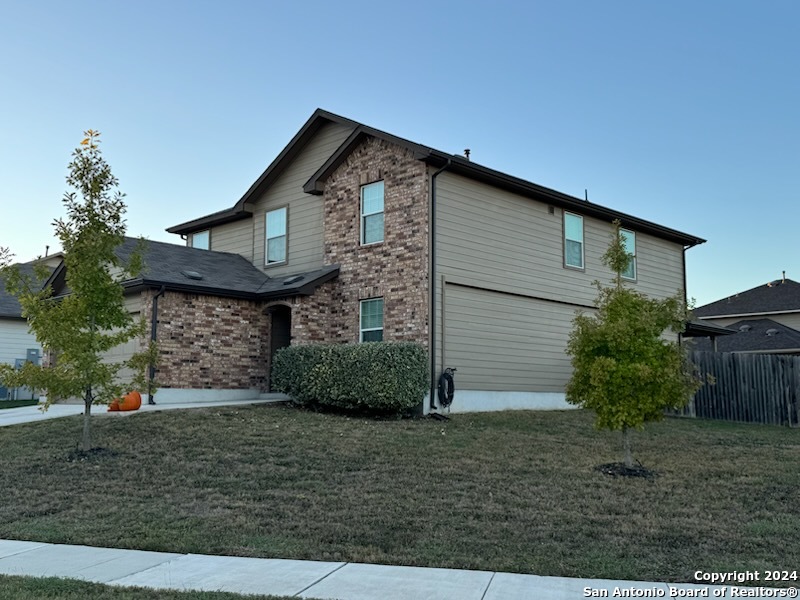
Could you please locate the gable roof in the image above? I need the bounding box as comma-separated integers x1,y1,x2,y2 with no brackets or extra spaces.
49,238,338,301
167,110,361,234
690,318,800,353
694,278,800,318
167,109,705,248
0,263,54,319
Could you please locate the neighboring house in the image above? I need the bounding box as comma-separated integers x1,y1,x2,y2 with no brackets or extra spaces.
692,276,800,354
47,109,706,412
0,262,56,400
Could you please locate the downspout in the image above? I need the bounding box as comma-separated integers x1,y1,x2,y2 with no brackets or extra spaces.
429,159,451,410
681,245,689,348
148,286,166,405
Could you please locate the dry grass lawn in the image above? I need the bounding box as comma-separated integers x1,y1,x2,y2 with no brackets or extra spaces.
1,403,798,585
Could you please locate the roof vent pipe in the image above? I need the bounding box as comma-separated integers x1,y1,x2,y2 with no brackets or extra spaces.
464,149,470,161
783,270,786,283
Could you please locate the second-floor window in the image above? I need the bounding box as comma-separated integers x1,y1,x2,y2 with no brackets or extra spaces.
361,181,384,245
564,213,584,269
192,230,210,250
621,229,636,280
266,207,287,264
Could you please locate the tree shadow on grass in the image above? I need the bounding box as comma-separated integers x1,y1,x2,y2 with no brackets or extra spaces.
66,447,120,463
595,462,659,480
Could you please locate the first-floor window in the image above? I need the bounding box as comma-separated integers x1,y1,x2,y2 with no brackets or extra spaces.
266,207,287,264
621,229,636,280
360,298,384,342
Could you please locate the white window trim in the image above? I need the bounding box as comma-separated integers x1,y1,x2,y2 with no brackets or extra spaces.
192,230,210,250
621,229,637,281
563,212,584,270
265,206,288,265
359,297,384,342
360,181,384,246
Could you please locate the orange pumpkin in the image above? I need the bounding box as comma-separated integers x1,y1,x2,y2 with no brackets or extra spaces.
118,391,142,411
108,399,120,412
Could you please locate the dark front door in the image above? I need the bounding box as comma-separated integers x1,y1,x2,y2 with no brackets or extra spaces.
268,305,292,391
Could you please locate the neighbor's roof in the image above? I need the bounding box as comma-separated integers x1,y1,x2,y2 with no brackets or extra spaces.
0,263,53,319
683,319,737,338
690,318,800,354
48,238,339,301
167,109,705,248
694,278,800,318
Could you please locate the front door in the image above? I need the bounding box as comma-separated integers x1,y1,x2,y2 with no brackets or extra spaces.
268,305,292,391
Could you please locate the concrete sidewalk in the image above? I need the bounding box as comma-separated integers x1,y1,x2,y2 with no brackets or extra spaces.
0,539,727,599
0,397,283,428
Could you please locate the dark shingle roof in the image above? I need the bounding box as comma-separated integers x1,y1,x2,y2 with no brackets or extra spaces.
694,279,800,318
0,264,53,319
168,109,705,248
49,238,338,301
690,318,800,353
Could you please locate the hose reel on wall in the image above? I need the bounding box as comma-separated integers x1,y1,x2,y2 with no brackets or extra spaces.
437,367,457,408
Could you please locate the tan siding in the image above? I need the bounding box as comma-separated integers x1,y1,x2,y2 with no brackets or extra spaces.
250,122,355,276
434,170,686,391
210,220,253,259
443,284,580,392
435,172,685,307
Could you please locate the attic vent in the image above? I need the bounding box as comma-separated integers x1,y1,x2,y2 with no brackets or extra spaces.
181,270,203,280
766,328,779,336
283,275,305,285
739,324,752,332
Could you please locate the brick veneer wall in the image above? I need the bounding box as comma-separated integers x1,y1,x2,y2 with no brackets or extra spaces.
319,136,430,345
143,289,270,390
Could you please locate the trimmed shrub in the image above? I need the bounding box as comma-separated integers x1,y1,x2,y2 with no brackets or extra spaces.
271,342,428,414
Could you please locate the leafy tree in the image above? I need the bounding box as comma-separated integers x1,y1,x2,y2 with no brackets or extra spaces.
565,220,699,468
0,131,154,451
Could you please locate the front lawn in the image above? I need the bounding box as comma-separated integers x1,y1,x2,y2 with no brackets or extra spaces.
0,404,798,584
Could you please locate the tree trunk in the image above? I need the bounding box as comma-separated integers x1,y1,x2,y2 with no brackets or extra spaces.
82,388,92,452
622,426,633,468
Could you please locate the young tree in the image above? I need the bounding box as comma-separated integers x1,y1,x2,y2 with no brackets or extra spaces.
565,221,699,469
0,131,152,451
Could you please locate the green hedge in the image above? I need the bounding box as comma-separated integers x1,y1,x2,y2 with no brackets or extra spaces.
272,342,428,414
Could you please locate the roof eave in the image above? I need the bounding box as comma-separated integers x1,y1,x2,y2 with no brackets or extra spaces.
303,127,431,195
424,150,705,248
168,109,361,235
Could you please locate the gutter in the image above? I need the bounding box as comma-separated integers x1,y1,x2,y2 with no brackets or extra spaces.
148,286,166,404
429,159,451,411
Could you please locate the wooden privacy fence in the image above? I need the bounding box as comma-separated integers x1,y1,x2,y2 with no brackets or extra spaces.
675,351,800,426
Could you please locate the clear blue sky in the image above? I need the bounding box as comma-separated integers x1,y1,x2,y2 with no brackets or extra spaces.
1,0,797,306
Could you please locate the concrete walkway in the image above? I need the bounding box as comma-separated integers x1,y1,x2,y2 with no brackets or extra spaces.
0,397,282,428
0,539,729,599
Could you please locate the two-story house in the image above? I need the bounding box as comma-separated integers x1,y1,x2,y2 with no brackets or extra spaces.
47,109,705,412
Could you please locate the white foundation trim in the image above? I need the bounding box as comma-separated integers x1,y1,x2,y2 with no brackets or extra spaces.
152,388,263,404
426,390,574,414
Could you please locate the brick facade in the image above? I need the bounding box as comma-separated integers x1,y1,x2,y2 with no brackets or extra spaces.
143,135,431,392
320,137,430,345
144,289,270,390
